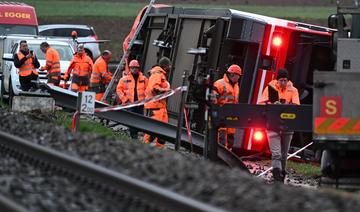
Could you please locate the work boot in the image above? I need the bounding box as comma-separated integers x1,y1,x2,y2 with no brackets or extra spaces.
272,168,283,183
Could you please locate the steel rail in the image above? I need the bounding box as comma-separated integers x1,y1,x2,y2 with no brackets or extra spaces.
0,193,27,212
48,85,205,153
0,131,225,212
47,85,249,172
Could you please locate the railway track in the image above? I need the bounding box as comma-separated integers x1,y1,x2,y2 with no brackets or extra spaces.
0,130,224,212
2,106,360,212
46,85,249,171
0,193,26,212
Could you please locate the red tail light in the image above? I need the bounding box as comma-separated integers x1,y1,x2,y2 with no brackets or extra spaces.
272,36,282,47
253,130,265,142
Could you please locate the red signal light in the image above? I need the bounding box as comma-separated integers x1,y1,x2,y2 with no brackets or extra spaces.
253,130,265,141
272,36,282,47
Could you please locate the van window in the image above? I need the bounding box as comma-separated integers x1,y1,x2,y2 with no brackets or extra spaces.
38,29,55,36
28,44,73,61
40,28,93,37
10,43,18,54
0,25,37,35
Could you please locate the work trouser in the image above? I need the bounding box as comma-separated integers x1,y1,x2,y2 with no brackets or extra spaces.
19,72,39,91
267,130,294,171
218,128,235,149
71,75,89,92
143,108,168,147
127,105,144,139
47,72,61,86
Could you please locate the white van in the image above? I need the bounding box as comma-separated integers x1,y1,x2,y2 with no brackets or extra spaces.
0,35,74,105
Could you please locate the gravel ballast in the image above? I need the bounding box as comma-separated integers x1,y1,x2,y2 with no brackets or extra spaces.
0,150,151,211
0,109,360,211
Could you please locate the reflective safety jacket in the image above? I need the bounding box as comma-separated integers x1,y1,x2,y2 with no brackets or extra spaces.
65,53,93,79
144,66,170,109
259,80,300,105
42,47,61,77
16,52,38,77
89,56,112,93
213,74,239,105
116,72,148,104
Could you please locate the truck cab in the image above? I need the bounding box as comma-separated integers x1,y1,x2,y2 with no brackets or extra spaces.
314,0,360,188
0,2,38,35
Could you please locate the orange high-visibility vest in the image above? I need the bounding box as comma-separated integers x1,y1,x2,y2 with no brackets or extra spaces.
90,56,112,89
213,74,239,136
17,52,38,77
116,72,148,103
144,66,169,109
43,47,61,78
213,74,239,105
259,80,300,105
65,53,93,78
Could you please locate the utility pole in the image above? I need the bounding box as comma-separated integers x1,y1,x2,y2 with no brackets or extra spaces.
175,71,188,151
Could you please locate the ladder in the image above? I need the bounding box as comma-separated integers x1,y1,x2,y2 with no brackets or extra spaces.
101,0,156,102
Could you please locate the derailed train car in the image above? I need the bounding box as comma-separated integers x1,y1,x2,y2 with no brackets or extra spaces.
124,5,335,155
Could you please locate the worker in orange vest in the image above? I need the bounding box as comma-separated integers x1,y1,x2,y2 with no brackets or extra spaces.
213,64,242,149
117,59,148,139
143,57,172,147
64,44,93,92
13,40,40,91
39,42,61,86
89,50,112,101
259,68,300,183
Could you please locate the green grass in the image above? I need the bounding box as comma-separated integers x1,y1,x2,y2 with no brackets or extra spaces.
52,111,130,140
23,0,334,20
0,100,8,109
287,161,321,177
23,1,147,17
